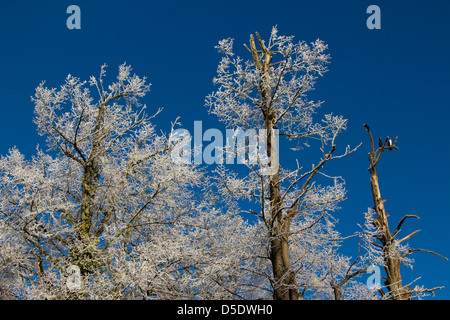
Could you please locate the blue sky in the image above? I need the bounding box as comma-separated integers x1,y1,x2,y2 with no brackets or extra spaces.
1,0,449,299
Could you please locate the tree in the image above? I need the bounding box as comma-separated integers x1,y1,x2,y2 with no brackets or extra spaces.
363,124,447,299
0,64,204,299
206,26,359,300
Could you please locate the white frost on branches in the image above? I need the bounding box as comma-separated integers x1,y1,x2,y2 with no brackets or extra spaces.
0,64,258,299
205,27,367,299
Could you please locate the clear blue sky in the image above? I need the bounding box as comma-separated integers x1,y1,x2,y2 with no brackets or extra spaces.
1,0,449,299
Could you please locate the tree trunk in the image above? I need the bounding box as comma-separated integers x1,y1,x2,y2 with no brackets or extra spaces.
266,118,299,300
367,133,448,298
269,217,299,300
249,32,300,300
72,103,106,277
369,152,411,300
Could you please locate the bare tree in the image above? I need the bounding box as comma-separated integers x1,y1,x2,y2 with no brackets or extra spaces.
363,124,447,299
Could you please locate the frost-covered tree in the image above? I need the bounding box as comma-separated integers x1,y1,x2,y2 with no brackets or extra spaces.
0,64,210,299
206,27,361,300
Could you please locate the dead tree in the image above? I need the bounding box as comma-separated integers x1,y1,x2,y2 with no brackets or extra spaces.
363,124,447,299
